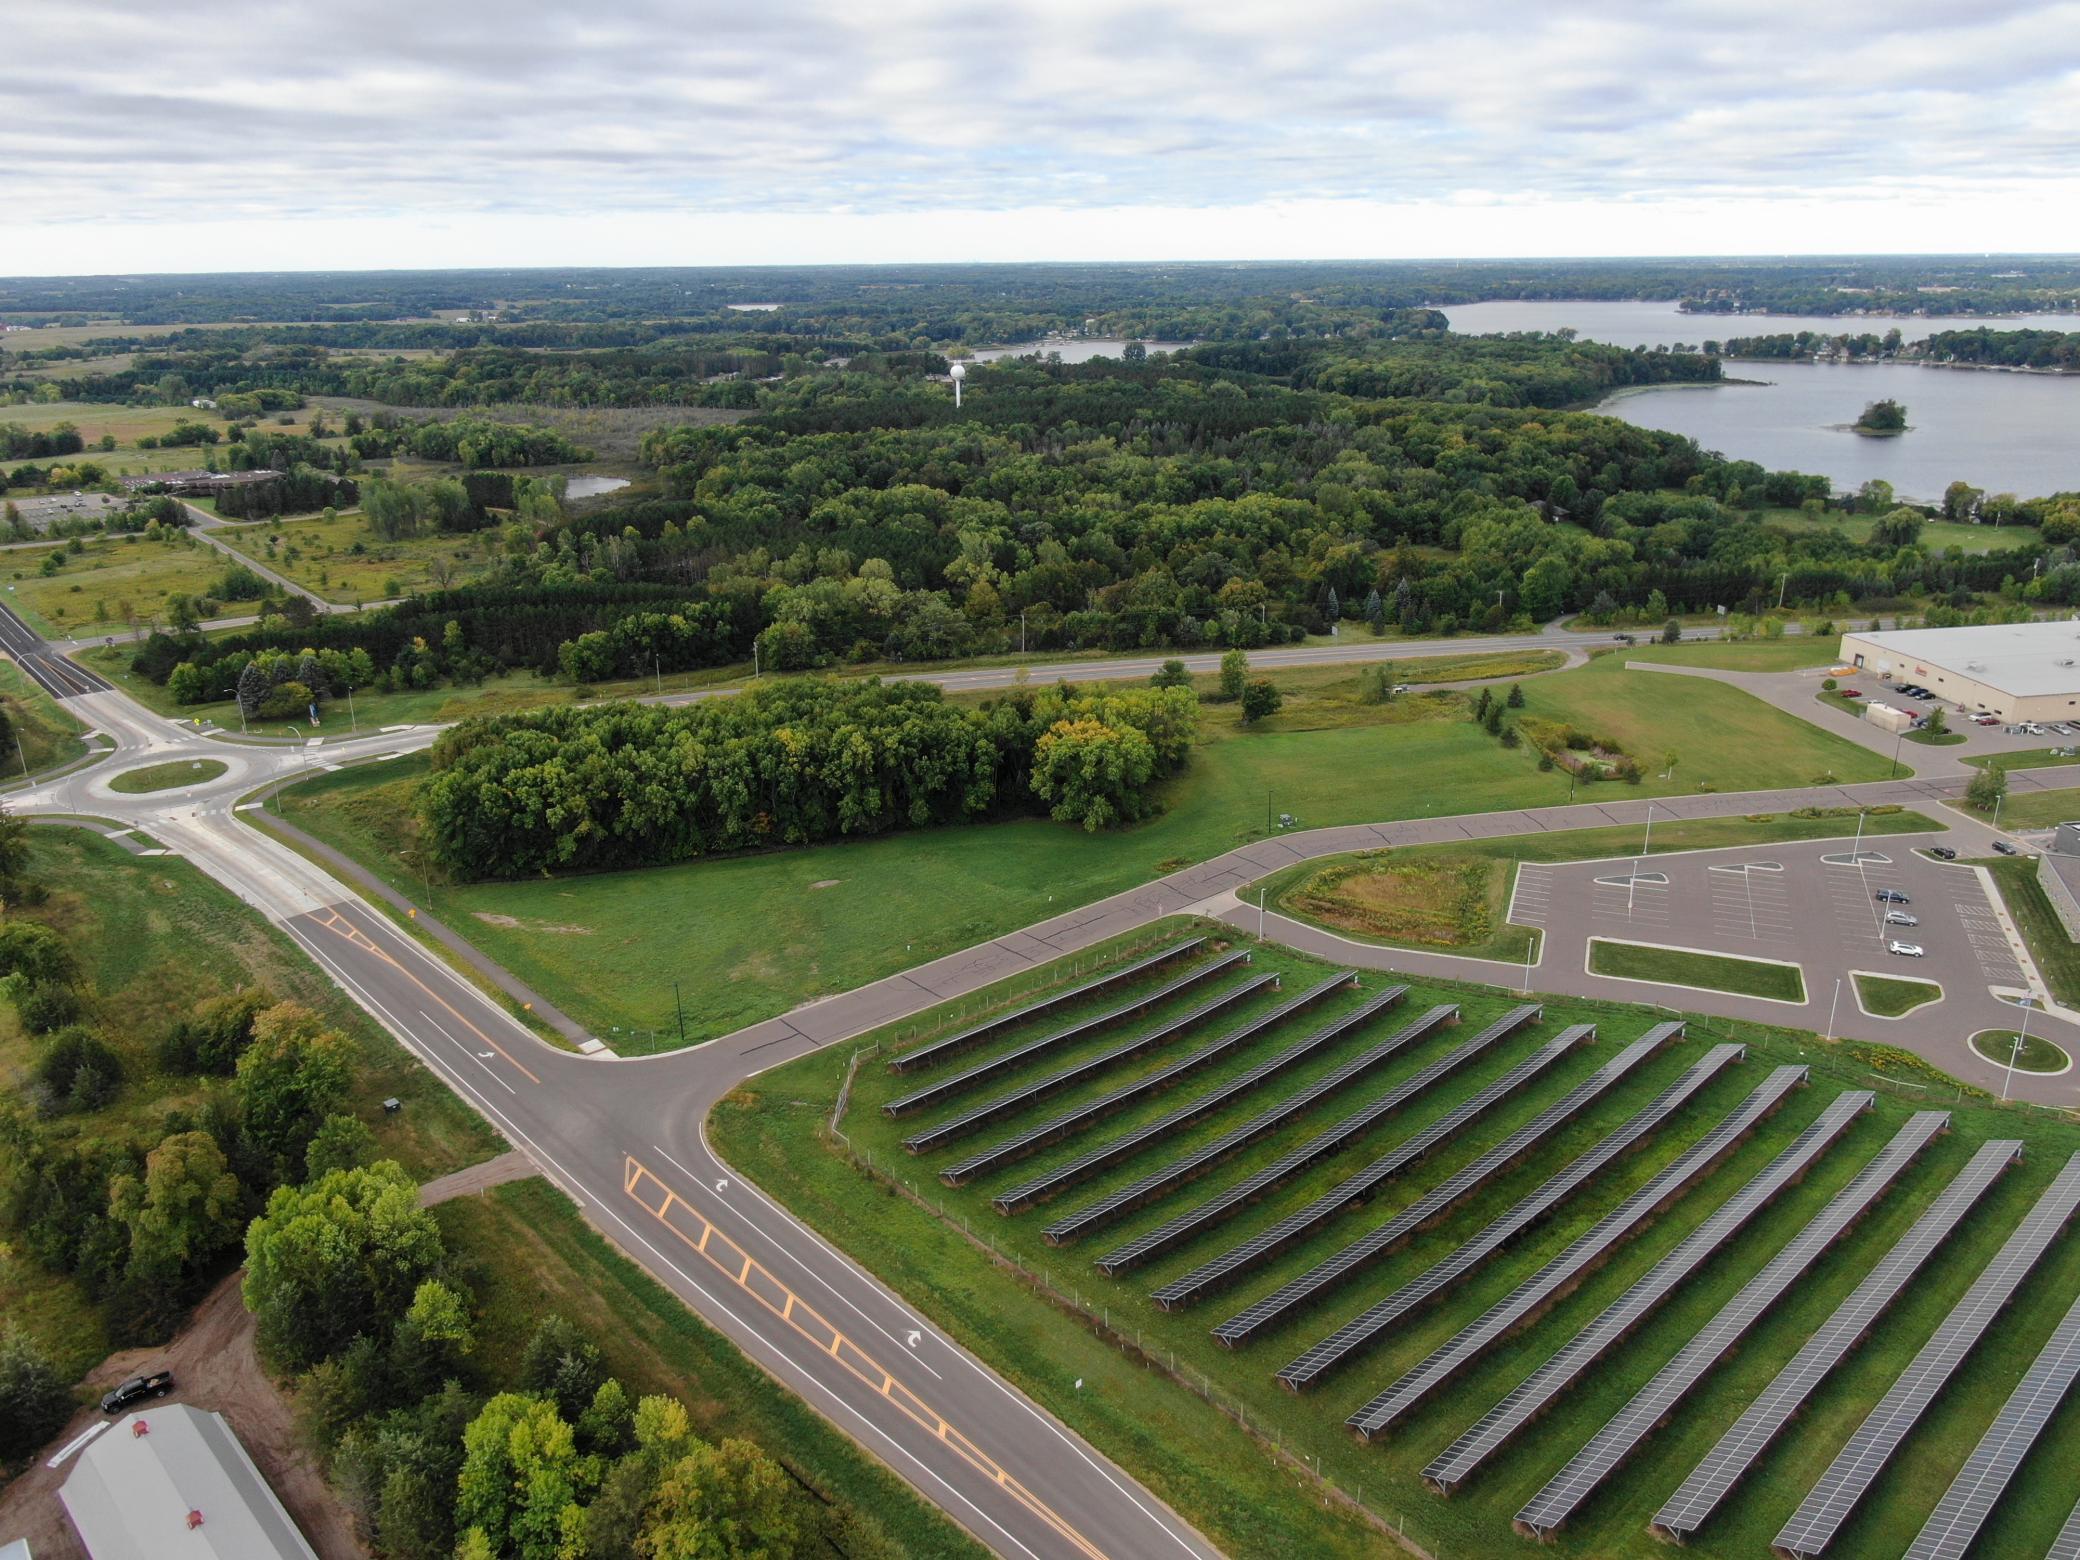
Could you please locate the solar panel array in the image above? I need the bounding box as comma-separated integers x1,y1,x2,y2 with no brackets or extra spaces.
1347,1062,1809,1440
889,936,1207,1073
1514,1108,1947,1536
884,950,1250,1116
2050,1496,2080,1560
1280,1030,1727,1392
937,969,1357,1185
1773,1151,2080,1559
1212,1023,1668,1348
989,984,1413,1216
1905,1280,2080,1559
1093,1003,1538,1277
900,969,1281,1154
1424,1088,1876,1495
1652,1138,2022,1542
1154,1026,1592,1312
1041,998,1459,1243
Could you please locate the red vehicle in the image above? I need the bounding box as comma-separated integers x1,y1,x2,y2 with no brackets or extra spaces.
1840,688,1862,699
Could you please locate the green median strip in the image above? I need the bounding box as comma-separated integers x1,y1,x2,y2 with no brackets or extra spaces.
107,757,230,793
1855,973,1942,1018
1969,1029,2070,1075
1588,937,1807,1003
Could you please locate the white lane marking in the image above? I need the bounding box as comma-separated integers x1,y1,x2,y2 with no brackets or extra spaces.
416,1008,518,1095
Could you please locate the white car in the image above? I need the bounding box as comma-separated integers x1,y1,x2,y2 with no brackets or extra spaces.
1888,940,1926,958
1884,911,1919,927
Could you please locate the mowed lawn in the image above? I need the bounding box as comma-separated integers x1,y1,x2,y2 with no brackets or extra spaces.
1950,784,2080,832
277,650,1902,1047
711,929,2080,1560
3,533,234,636
210,506,511,603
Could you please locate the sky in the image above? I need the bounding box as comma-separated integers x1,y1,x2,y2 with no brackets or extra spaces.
6,0,2080,274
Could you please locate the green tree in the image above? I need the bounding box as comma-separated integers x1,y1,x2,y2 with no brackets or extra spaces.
456,1393,592,1560
1148,658,1192,691
243,1160,444,1369
1239,680,1283,725
234,1002,354,1175
1925,705,1949,736
1966,764,2008,813
636,1438,803,1560
1870,507,1926,549
0,1323,72,1460
1505,683,1525,708
520,1314,609,1424
1520,555,1571,621
1217,648,1248,701
1661,618,1682,644
108,1129,241,1276
304,1112,378,1180
1855,398,1908,433
1029,718,1157,830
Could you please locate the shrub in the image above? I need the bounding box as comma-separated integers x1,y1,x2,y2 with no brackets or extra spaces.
34,1026,123,1113
0,1324,73,1461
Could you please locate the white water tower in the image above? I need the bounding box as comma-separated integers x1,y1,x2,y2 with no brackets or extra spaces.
950,360,966,408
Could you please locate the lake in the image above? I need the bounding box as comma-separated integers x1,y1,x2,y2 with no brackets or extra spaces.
563,475,630,500
965,336,1194,364
1438,300,2080,500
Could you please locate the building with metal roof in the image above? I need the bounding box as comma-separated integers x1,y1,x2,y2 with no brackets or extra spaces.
58,1405,317,1560
1839,621,2080,721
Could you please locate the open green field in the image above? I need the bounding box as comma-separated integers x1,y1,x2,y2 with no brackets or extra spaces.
271,647,1899,1047
1761,507,2044,554
1980,858,2080,1009
209,506,510,603
712,925,2080,1560
1855,973,1943,1019
0,657,88,778
0,397,349,481
1588,937,1807,1002
435,1178,982,1559
1969,748,2080,775
1949,784,2080,832
1969,1029,2070,1075
4,532,236,636
106,757,229,793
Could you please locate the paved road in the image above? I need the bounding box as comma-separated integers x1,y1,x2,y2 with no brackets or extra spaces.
0,599,112,700
6,615,2076,1559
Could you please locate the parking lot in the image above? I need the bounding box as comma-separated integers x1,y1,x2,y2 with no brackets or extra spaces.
1515,833,2027,1032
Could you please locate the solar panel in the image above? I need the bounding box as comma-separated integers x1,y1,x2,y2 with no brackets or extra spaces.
890,936,1207,1072
1152,1026,1592,1312
1652,1138,2021,1543
1041,1000,1462,1243
884,949,1251,1116
900,969,1282,1154
989,984,1412,1216
1346,1062,1808,1440
1905,1280,2080,1559
1282,1032,1730,1393
1424,1088,1875,1496
1092,1003,1537,1277
1773,1151,2080,1560
1514,1109,1948,1536
2048,1495,2080,1560
936,969,1356,1185
1212,1023,1676,1349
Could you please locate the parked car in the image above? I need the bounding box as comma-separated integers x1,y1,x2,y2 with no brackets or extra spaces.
1974,714,1999,726
1994,841,2023,856
101,1370,174,1414
2054,725,2074,736
1876,889,1911,903
1928,846,1958,861
1841,688,1863,699
1888,941,1927,958
1885,910,1919,926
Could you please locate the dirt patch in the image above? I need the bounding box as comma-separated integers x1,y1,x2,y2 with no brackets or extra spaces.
472,912,592,935
0,1272,366,1560
810,879,842,889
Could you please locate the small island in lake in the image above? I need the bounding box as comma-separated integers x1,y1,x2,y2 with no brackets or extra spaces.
1853,397,1909,436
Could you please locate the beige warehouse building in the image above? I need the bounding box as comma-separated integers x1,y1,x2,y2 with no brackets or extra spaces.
1838,621,2080,723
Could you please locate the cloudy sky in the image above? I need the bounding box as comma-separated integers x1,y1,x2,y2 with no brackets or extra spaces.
7,0,2080,273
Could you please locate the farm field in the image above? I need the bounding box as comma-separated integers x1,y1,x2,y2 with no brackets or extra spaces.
207,506,510,603
712,926,2080,1560
271,646,1900,1047
2,531,240,636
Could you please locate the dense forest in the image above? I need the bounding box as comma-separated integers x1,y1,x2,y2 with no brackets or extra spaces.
1717,326,2080,370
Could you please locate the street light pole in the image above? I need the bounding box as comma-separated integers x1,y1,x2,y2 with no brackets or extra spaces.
345,681,357,733
1826,976,1842,1040
1891,727,1904,779
654,652,663,696
223,687,248,735
2004,996,2035,1102
1630,802,1655,915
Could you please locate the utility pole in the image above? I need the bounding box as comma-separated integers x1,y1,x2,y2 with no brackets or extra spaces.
345,681,357,733
1020,608,1026,655
673,980,687,1047
654,651,663,695
1778,572,1789,609
1266,789,1273,836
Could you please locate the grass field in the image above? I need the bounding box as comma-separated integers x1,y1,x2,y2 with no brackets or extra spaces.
1949,784,2080,832
1762,508,2044,554
1274,850,1536,963
0,397,352,480
434,1179,982,1559
1855,973,1942,1018
1980,858,2080,1008
1588,937,1808,1002
106,757,229,793
208,508,510,603
711,925,2080,1560
272,648,1899,1048
3,532,237,636
0,658,88,778
1968,1029,2069,1075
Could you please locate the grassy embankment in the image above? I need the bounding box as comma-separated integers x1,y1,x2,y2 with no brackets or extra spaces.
1259,810,1940,966
1949,785,2080,833
0,828,502,1379
1588,938,1808,1002
269,642,1898,1050
1979,857,2080,1008
0,658,89,779
711,924,2080,1560
1855,974,1943,1019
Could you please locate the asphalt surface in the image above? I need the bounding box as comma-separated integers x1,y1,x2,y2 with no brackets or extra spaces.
0,599,113,700
7,613,2078,1559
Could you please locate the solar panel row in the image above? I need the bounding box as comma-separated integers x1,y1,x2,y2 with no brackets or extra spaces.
884,949,1250,1116
1904,1279,2080,1559
988,983,1413,1217
936,969,1358,1185
889,936,1207,1073
1513,1108,1947,1536
1652,1137,2022,1543
1347,1062,1810,1440
1039,999,1458,1243
1153,1026,1593,1312
1281,1029,1728,1393
1093,1003,1542,1277
1212,1023,1673,1349
2049,1495,2080,1560
1424,1088,1876,1496
1773,1151,2080,1559
899,968,1282,1154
